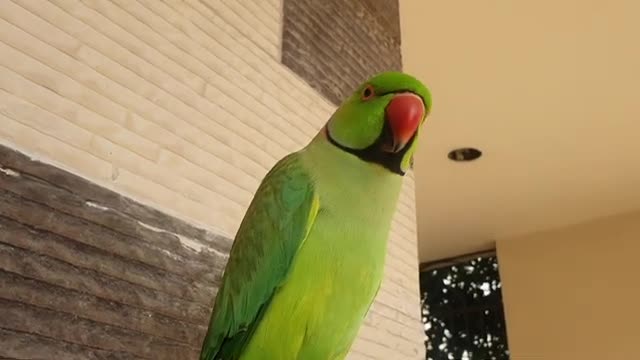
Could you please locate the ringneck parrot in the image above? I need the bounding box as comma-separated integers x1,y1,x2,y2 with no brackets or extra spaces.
200,71,431,360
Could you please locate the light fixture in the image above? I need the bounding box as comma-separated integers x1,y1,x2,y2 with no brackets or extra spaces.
448,147,482,162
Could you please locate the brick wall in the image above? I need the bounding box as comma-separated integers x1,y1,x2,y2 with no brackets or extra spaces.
0,1,424,359
0,144,231,359
282,0,403,105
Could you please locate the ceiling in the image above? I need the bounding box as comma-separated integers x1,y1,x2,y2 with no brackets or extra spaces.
401,0,640,262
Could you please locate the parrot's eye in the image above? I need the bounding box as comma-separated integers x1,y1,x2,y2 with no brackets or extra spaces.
361,85,375,101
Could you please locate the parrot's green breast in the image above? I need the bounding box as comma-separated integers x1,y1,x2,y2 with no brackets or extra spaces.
237,140,403,360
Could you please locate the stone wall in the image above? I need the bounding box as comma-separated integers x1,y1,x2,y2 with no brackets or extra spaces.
0,145,228,359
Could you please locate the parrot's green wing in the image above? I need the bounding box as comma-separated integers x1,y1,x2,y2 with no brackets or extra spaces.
200,152,320,360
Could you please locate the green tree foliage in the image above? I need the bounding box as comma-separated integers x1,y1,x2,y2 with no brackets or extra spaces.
420,255,510,360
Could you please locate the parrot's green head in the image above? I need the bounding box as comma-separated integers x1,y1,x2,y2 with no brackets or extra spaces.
325,71,432,176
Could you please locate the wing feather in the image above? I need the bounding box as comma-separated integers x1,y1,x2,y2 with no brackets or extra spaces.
200,153,319,360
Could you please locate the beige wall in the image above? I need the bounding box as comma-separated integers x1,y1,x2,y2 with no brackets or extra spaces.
497,210,640,360
0,0,424,358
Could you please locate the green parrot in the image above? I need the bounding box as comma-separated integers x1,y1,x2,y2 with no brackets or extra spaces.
200,71,431,360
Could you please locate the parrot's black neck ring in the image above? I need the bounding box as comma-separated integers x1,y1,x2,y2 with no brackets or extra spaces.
326,123,415,176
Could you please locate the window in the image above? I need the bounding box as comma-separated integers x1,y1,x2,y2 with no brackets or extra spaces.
420,253,510,360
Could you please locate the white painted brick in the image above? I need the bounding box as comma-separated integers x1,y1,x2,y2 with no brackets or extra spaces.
133,0,317,141
346,351,375,360
18,0,274,176
0,114,112,182
176,0,334,122
0,89,94,154
197,0,279,58
156,149,252,206
0,19,126,126
51,0,293,161
357,323,423,358
104,0,305,145
236,0,281,37
0,2,81,54
112,168,233,238
223,0,281,49
125,113,267,182
0,66,160,163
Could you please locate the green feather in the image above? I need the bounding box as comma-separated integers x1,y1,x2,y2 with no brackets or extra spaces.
200,152,319,359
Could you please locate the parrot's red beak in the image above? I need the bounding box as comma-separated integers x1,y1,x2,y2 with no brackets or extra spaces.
384,93,425,153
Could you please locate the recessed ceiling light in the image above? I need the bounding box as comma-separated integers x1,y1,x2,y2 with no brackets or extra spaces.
448,147,482,162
